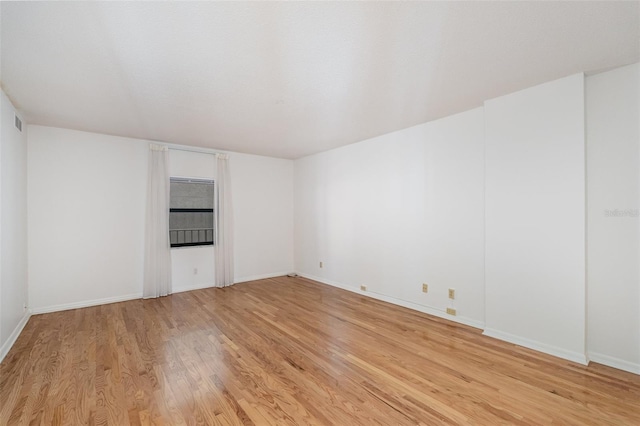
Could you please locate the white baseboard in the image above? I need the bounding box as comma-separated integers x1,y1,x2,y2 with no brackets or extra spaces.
588,352,640,375
483,328,588,365
0,310,32,363
174,272,291,293
234,271,292,284
297,272,485,330
172,282,215,293
29,272,291,314
30,293,143,315
171,271,292,293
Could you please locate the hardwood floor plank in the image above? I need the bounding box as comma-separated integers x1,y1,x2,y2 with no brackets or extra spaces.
2,276,639,425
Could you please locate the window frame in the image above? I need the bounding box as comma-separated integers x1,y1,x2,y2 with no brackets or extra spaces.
169,177,215,249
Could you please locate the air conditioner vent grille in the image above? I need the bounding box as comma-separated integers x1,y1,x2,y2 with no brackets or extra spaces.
14,115,22,132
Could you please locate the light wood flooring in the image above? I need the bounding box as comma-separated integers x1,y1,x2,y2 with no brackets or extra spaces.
1,276,639,425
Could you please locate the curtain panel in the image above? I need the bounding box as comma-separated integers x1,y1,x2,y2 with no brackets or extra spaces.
143,144,172,298
214,154,234,287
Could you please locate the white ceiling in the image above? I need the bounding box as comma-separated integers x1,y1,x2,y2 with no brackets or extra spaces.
1,2,638,159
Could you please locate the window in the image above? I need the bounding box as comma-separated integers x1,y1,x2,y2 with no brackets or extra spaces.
169,177,214,248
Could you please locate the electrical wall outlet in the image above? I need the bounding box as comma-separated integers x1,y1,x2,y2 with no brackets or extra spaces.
448,288,455,299
319,261,323,268
446,307,457,316
360,285,367,291
422,283,428,293
194,267,198,275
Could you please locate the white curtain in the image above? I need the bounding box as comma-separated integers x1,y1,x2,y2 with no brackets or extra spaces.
215,154,234,287
143,144,172,298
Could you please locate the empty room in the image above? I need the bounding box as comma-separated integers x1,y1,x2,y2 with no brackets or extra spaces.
1,1,639,425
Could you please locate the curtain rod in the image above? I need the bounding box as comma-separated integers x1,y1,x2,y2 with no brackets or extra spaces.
163,142,226,156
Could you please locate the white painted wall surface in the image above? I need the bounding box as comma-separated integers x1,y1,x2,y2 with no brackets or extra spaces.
232,152,294,282
294,108,485,327
0,91,29,360
28,126,295,312
586,63,640,374
28,126,148,312
484,74,587,363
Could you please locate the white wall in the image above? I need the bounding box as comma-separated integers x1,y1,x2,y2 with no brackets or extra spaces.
28,126,294,312
28,126,148,312
586,63,640,374
484,74,587,363
0,90,29,361
232,152,294,281
294,108,485,327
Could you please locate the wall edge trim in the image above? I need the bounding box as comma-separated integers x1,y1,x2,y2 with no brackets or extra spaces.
297,272,485,330
0,310,32,364
31,293,143,315
483,328,588,365
234,271,293,284
588,352,640,375
172,282,215,294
